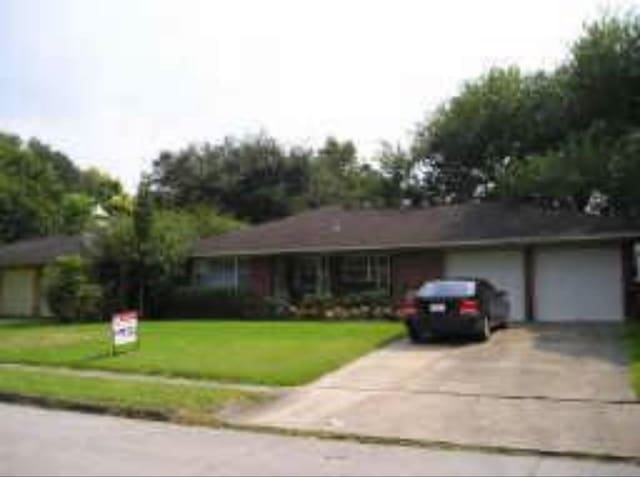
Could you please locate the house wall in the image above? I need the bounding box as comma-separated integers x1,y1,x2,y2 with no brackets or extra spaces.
250,257,272,296
391,251,443,298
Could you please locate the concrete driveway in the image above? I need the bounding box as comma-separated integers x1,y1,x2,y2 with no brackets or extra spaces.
237,325,640,458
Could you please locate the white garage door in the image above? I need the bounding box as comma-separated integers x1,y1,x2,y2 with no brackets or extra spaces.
534,246,622,322
0,268,36,316
445,249,525,321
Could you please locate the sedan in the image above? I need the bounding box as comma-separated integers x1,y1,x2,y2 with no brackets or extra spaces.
402,278,509,342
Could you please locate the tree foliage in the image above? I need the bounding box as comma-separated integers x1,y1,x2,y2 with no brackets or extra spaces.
45,255,103,322
151,133,310,223
92,195,244,315
0,133,125,242
412,11,640,216
150,134,415,222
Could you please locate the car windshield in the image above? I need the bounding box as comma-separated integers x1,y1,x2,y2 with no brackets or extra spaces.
418,280,476,298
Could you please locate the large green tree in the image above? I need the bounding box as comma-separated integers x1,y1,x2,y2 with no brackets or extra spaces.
412,11,640,216
150,133,396,222
151,133,311,223
0,132,125,241
92,186,244,315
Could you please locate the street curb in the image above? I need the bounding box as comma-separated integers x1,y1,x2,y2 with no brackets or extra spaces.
0,392,173,423
1,392,638,465
223,422,640,465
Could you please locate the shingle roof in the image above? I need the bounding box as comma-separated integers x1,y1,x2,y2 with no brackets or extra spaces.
0,235,86,268
193,202,640,257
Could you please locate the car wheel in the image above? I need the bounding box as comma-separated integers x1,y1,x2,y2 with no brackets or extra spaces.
407,319,428,344
479,316,491,341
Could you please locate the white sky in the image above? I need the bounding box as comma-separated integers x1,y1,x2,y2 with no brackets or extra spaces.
0,0,634,191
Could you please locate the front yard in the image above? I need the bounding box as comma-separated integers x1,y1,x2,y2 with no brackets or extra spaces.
0,320,401,386
0,366,261,425
627,324,640,397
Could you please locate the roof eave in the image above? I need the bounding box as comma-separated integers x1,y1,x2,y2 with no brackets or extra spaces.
191,231,640,258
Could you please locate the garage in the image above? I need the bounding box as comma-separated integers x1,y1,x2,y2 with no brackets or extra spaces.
533,245,623,322
0,268,37,316
445,249,526,322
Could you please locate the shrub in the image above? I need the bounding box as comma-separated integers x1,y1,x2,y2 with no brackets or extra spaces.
45,255,103,322
153,286,286,319
295,291,393,321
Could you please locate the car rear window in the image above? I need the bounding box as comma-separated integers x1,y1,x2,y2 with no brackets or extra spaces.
418,280,476,298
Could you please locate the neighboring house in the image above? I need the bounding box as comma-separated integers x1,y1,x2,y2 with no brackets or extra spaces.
0,235,85,317
192,202,640,322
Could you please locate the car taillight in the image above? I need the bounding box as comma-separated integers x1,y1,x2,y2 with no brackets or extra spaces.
396,298,418,320
459,299,479,315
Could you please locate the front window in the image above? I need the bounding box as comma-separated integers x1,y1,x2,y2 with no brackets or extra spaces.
291,256,331,297
339,255,389,292
193,257,249,290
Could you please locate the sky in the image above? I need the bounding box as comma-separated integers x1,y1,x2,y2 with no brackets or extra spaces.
0,0,634,191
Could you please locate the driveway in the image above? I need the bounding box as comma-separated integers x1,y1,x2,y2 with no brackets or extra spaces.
237,324,640,458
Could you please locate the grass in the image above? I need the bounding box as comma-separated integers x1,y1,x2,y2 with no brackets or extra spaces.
0,320,402,385
627,323,640,397
0,367,260,425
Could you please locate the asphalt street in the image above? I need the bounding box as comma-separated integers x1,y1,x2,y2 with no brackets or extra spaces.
1,403,639,476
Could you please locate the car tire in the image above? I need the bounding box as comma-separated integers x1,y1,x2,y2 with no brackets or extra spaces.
479,316,491,342
407,319,429,344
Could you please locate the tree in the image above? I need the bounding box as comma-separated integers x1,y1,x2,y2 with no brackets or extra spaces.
412,11,640,216
567,12,640,131
58,193,96,234
133,177,154,315
181,204,245,238
45,255,103,322
0,131,126,242
375,142,424,206
80,167,123,203
92,183,243,316
0,134,60,241
151,133,311,223
305,137,360,207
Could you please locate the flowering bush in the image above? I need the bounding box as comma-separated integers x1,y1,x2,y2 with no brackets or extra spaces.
293,291,393,320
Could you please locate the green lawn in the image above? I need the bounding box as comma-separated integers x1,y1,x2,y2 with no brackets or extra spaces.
0,320,402,385
0,367,259,425
627,324,640,397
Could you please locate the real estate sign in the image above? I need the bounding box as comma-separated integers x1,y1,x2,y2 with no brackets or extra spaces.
112,310,139,349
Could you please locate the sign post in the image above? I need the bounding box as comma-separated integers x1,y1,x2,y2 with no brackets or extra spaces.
111,310,139,355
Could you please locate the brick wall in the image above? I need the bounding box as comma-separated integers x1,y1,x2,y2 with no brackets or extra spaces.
250,257,272,297
391,251,443,298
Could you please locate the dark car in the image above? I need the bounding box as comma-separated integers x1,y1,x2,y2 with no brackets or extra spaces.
402,278,509,342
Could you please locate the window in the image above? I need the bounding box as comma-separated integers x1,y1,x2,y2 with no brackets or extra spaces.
340,255,389,291
292,256,329,296
193,257,249,290
419,280,476,298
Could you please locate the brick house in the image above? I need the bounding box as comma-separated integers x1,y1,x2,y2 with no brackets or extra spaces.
192,202,640,323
